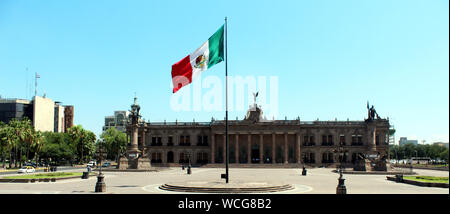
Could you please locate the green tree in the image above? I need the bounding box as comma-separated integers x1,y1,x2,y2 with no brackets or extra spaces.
67,125,96,164
100,127,127,164
39,132,74,165
0,121,9,168
31,131,44,165
439,149,449,163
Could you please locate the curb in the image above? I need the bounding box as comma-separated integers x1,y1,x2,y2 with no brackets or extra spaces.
0,173,97,183
386,176,449,188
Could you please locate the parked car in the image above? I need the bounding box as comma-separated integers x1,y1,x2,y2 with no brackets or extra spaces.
87,161,96,167
101,162,111,168
18,166,35,173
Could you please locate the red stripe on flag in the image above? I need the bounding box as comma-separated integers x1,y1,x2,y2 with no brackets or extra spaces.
171,55,193,93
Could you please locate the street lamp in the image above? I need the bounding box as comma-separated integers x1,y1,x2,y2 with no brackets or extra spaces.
95,140,106,192
187,153,192,175
334,143,347,194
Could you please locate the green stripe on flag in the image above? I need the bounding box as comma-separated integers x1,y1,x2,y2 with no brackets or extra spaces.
207,25,224,68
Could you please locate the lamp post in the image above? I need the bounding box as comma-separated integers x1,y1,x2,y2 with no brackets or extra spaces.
335,143,347,194
95,140,106,192
187,153,192,175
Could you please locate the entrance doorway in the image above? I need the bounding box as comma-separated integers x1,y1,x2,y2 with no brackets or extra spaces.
251,145,260,163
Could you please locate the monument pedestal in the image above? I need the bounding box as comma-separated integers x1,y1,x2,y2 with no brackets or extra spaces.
117,150,151,170
137,158,151,169
118,157,129,170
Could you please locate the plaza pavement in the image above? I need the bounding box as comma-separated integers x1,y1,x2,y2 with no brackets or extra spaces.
0,167,447,194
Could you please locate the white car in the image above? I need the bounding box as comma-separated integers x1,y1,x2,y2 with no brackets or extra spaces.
87,161,96,167
18,166,35,173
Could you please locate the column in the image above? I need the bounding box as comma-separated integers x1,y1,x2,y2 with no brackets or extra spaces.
235,134,239,164
259,134,264,164
141,131,146,156
296,133,301,164
386,131,390,162
367,124,377,152
223,134,226,164
132,126,138,149
211,134,215,164
272,133,276,164
284,133,288,164
247,133,251,163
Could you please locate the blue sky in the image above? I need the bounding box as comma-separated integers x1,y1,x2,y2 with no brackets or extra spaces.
0,0,448,144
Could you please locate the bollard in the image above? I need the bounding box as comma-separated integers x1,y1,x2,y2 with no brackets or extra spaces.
302,167,307,176
95,173,106,192
336,177,347,194
187,166,191,174
82,172,89,179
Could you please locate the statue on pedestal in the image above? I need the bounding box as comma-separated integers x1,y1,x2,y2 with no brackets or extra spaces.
366,101,380,121
118,95,151,170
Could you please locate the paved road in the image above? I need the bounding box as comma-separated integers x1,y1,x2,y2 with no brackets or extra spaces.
0,166,84,176
0,167,447,194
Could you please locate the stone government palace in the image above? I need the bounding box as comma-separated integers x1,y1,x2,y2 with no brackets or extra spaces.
120,97,391,169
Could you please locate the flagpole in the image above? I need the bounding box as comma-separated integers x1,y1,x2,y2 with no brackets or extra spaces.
35,72,38,98
225,17,229,183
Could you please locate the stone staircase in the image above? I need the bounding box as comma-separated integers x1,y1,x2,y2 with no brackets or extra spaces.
159,183,294,193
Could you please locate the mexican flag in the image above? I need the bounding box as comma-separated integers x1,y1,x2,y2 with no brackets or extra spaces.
171,25,224,93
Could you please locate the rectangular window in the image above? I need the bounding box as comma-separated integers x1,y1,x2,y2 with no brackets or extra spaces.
185,136,190,145
180,136,185,145
340,135,345,145
303,136,309,145
168,136,173,146
197,136,202,145
351,135,357,145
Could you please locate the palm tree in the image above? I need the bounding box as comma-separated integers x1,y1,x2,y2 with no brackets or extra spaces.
68,125,83,164
8,119,25,167
32,131,44,166
0,121,7,168
0,125,17,168
68,125,97,164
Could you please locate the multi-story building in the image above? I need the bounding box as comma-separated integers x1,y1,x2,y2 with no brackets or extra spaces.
433,142,449,148
64,105,74,133
103,111,130,132
0,98,33,124
399,137,418,146
125,102,391,168
0,96,74,132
